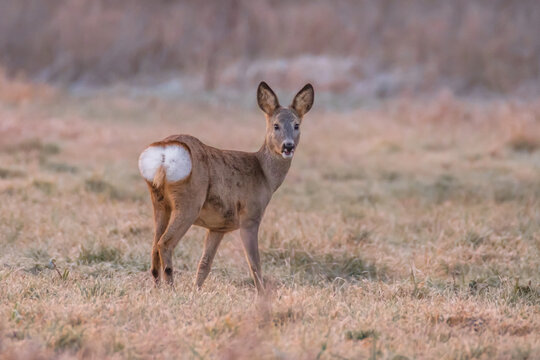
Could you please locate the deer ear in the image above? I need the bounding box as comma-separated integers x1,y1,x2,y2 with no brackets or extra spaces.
291,83,314,117
257,82,280,115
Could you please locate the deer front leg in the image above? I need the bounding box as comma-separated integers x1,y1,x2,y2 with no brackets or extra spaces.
158,210,196,286
194,230,225,289
240,223,264,293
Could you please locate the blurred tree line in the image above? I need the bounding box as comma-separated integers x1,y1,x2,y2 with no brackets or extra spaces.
0,0,538,93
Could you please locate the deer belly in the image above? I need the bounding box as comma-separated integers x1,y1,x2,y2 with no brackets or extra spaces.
195,198,240,232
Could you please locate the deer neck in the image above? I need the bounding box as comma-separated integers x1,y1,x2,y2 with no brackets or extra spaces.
256,141,292,193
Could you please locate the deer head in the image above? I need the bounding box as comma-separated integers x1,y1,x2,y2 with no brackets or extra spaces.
257,82,314,159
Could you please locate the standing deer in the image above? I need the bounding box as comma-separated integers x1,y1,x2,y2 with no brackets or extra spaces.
138,82,314,292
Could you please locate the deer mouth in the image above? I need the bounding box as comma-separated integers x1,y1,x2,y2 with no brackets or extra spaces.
281,147,295,159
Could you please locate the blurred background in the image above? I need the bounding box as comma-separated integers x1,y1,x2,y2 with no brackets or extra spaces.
1,0,539,101
1,2,540,358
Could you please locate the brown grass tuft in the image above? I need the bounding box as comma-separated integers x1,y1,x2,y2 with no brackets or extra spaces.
507,133,540,153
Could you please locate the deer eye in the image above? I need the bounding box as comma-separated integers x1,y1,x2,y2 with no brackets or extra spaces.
273,124,280,131
294,124,299,130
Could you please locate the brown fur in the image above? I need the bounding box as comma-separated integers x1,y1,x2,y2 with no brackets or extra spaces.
143,82,314,292
152,166,166,189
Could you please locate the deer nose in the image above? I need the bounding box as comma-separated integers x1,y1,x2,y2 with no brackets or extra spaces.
283,141,295,151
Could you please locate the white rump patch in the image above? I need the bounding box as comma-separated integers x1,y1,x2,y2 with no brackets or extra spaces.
138,144,192,183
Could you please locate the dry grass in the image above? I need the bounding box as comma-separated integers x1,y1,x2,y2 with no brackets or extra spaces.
0,67,56,105
0,90,539,359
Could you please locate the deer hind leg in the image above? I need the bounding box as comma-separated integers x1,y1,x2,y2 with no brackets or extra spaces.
139,141,195,285
195,230,225,289
158,208,198,286
149,187,171,285
240,224,264,293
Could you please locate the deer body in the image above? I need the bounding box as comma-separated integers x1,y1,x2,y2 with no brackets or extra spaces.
138,82,314,292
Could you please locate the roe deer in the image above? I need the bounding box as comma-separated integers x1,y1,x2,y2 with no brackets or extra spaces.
138,82,314,292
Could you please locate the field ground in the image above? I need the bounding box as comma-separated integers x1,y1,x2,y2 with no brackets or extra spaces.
0,89,539,359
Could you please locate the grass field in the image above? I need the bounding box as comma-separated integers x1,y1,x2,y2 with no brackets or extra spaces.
0,89,539,359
